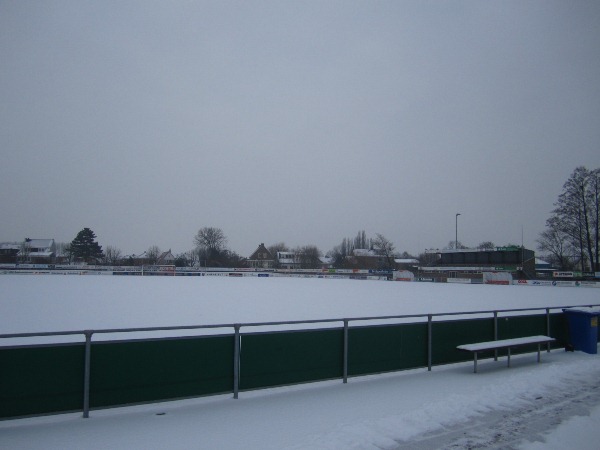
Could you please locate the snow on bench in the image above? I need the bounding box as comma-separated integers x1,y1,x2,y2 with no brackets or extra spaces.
457,335,556,373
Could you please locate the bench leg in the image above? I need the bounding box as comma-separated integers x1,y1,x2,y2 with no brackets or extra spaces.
537,343,541,363
474,352,478,373
507,347,511,368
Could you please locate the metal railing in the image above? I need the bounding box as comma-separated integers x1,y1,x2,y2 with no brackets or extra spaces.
2,303,599,418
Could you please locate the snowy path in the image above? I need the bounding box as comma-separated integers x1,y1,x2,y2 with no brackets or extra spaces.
2,350,599,450
395,368,600,449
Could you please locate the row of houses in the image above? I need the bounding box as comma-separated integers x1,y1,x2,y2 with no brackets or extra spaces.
0,239,176,266
3,239,553,281
246,244,546,281
247,243,418,271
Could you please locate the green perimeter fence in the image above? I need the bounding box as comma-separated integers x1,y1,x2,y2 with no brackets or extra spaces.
1,305,598,419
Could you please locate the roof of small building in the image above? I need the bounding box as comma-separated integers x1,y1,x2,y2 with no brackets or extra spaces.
157,250,175,264
24,239,55,248
0,242,21,250
248,243,273,261
395,258,419,264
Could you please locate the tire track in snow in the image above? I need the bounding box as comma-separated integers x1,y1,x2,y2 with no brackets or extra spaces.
393,376,600,449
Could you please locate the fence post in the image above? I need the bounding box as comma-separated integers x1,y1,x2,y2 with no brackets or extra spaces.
427,314,432,371
546,308,551,352
233,324,241,399
343,319,349,383
494,311,498,361
83,330,93,418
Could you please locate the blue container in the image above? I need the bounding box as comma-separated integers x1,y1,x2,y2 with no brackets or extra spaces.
562,308,599,354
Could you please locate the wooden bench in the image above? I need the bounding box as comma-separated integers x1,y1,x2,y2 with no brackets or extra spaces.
457,335,555,373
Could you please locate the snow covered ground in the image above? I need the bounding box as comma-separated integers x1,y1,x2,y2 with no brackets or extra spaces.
1,275,599,449
1,275,599,336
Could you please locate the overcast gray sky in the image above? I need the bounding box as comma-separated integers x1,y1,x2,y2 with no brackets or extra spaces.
1,1,599,258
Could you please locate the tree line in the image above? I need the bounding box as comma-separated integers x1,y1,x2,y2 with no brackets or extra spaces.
60,227,512,271
58,227,407,269
56,167,598,271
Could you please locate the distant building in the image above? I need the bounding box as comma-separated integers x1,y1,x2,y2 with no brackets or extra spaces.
128,251,150,266
0,243,20,263
345,249,388,270
276,251,299,269
248,243,274,269
535,258,556,278
419,246,536,281
0,239,56,264
394,258,419,270
156,249,175,265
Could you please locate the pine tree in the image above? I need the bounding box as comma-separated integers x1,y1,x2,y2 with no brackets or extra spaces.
70,228,104,262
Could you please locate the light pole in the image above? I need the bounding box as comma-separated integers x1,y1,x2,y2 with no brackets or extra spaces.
455,213,461,250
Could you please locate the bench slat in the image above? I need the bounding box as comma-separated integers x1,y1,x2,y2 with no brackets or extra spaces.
457,335,555,353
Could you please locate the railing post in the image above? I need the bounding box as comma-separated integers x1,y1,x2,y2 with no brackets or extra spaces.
546,308,551,352
493,311,498,361
83,330,93,418
427,314,432,371
343,319,349,383
233,324,241,399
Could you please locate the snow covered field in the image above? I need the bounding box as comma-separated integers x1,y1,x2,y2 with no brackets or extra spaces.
1,275,599,336
1,275,600,449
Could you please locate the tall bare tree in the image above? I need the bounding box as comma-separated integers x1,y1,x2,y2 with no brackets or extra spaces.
294,245,322,269
146,246,161,265
372,233,395,269
328,237,355,268
550,167,599,271
194,227,227,266
103,245,123,265
353,230,369,249
536,217,574,270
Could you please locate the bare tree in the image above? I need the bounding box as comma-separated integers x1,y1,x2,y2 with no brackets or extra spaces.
589,168,599,270
353,230,369,249
194,227,227,266
372,233,395,269
446,240,467,250
478,241,495,250
294,245,322,269
186,249,198,267
267,242,288,256
221,249,246,268
54,242,73,264
103,245,123,265
549,166,599,271
174,250,198,268
146,246,161,265
194,227,226,252
537,217,575,270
